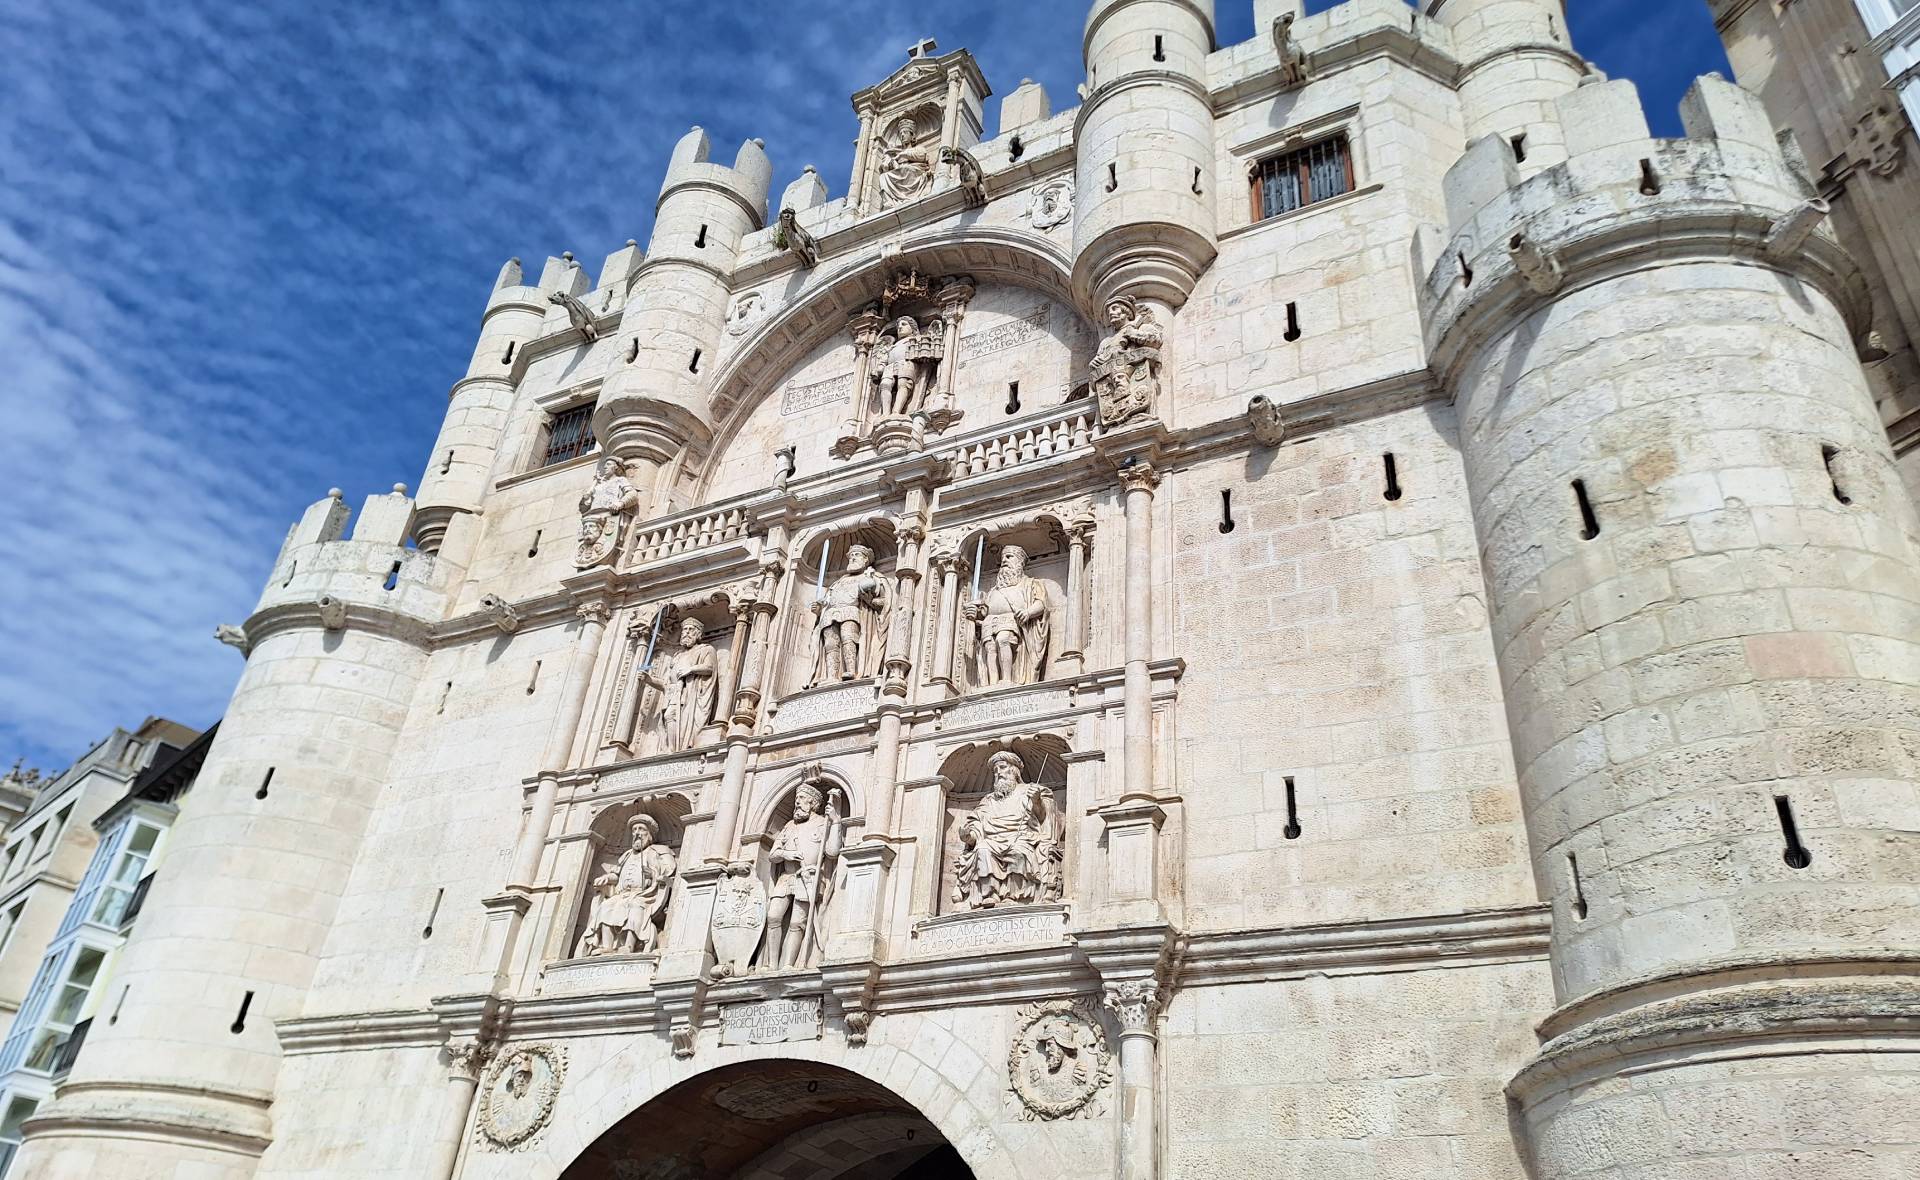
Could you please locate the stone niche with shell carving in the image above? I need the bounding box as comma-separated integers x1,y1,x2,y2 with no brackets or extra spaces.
849,43,990,215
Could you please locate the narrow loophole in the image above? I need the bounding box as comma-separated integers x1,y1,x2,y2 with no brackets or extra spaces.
1106,162,1118,192
1005,382,1021,414
1282,777,1302,840
526,660,541,695
1638,158,1662,196
230,990,254,1034
694,223,708,248
110,984,130,1025
383,560,401,591
1192,166,1203,195
1153,34,1165,62
440,448,453,474
1383,453,1403,501
502,341,516,365
1821,445,1853,505
528,529,542,558
1283,301,1302,342
1573,479,1601,540
689,349,702,373
1008,135,1024,162
255,767,275,800
1774,795,1813,869
1458,252,1474,288
422,887,444,939
624,338,638,364
1218,489,1236,534
283,560,297,587
1568,853,1589,920
437,681,452,715
1511,133,1528,164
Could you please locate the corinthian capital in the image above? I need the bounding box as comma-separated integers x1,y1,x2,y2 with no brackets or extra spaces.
1102,980,1162,1036
576,600,611,626
444,1037,493,1082
1116,460,1161,494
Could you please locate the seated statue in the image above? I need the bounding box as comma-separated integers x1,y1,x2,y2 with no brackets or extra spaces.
952,751,1063,909
577,815,677,957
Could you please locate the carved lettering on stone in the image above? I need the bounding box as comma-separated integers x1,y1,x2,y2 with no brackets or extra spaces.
913,904,1068,955
942,687,1071,731
960,306,1050,360
476,1043,566,1151
781,372,854,417
1007,997,1111,1121
952,751,1064,910
719,996,824,1046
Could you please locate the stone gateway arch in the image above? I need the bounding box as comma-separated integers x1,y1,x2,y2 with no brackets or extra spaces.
11,2,1920,1179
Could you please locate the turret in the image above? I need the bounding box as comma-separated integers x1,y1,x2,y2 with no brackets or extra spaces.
593,128,769,514
1428,0,1587,178
1072,0,1218,311
409,257,551,553
1426,75,1920,1175
18,488,452,1175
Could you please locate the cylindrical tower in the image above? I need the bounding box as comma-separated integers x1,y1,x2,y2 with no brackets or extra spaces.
1427,77,1920,1174
1072,0,1218,311
1430,0,1586,177
411,258,549,553
14,490,449,1178
594,127,769,507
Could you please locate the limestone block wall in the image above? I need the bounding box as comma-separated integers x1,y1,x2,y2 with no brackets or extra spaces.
1429,0,1585,178
1163,964,1552,1179
1171,405,1531,932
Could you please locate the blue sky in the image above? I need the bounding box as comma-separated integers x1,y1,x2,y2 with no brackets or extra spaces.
0,0,1727,773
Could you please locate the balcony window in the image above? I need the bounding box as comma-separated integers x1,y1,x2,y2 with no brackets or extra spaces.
90,823,159,928
540,403,597,468
0,1094,38,1177
1249,134,1354,222
26,946,103,1072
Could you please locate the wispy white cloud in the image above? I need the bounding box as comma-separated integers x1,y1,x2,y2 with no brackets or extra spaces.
0,0,1725,771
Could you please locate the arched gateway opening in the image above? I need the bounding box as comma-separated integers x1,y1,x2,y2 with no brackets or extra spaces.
556,1059,976,1180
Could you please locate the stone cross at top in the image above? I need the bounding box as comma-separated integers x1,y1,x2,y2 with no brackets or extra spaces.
908,37,938,59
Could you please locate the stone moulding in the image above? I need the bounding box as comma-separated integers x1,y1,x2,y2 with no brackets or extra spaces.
1178,903,1551,988
19,1078,274,1157
1507,973,1920,1104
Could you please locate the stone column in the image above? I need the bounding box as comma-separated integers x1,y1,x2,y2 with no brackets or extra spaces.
931,277,975,425
706,598,751,743
850,103,876,210
869,502,928,841
838,308,886,454
509,600,610,889
1117,461,1159,801
427,1039,490,1180
709,564,781,860
1060,508,1095,674
939,66,965,174
1103,980,1164,1180
928,548,965,696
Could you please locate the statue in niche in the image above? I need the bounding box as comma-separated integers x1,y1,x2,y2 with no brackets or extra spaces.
810,544,891,685
966,544,1051,688
640,617,717,752
1089,295,1164,428
869,314,945,418
758,782,847,970
876,115,935,207
952,751,1063,910
576,457,640,569
576,815,677,957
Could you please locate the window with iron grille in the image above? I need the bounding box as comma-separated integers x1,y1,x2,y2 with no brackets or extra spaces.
541,403,597,468
1249,134,1354,221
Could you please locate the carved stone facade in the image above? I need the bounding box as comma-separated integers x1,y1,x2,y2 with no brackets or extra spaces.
23,8,1920,1180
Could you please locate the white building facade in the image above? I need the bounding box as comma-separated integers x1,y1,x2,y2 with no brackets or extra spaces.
16,3,1920,1178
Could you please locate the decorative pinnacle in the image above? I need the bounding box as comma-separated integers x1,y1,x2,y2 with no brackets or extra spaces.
328,487,343,500
392,482,409,494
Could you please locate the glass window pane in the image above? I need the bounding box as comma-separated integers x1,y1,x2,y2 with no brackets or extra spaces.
0,1096,38,1139
128,825,160,856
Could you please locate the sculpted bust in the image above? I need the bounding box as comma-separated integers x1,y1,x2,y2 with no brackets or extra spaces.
953,751,1063,910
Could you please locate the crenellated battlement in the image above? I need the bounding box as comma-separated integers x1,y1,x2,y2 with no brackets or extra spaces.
250,486,455,641
656,126,772,227
1423,75,1868,382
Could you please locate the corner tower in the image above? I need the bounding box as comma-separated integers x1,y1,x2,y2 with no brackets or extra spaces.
1429,0,1586,177
1427,75,1920,1173
593,128,770,515
1072,0,1219,311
